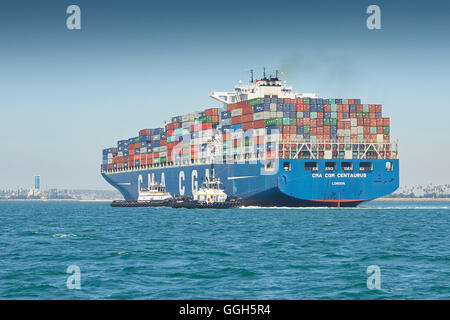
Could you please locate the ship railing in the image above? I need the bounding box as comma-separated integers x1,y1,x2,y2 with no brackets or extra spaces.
100,140,398,174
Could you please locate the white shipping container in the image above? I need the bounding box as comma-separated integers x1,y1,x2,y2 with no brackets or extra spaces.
270,103,277,111
357,126,364,134
117,151,123,157
350,119,357,127
231,108,242,117
140,147,147,153
351,127,358,135
254,128,265,136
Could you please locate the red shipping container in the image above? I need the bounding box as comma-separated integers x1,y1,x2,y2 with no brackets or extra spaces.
211,115,219,122
227,103,238,111
233,139,240,147
134,154,141,160
337,104,343,112
324,104,331,112
363,118,370,126
363,126,370,134
370,119,377,126
296,104,304,112
310,119,316,128
324,126,330,135
377,126,383,134
342,104,349,113
317,112,323,119
345,121,351,130
205,108,218,116
242,106,253,115
303,105,310,112
242,114,253,123
153,152,159,158
337,113,343,119
282,133,290,141
231,116,242,125
297,118,303,126
303,118,311,125
369,112,375,119
376,105,382,113
129,149,135,156
223,133,231,140
296,98,303,104
350,112,356,118
376,118,384,126
139,129,151,136
369,105,376,113
266,151,276,159
348,99,355,104
202,122,212,130
242,122,253,130
289,126,296,134
357,118,364,126
254,119,265,128
282,125,290,133
310,127,317,135
351,135,358,142
384,134,390,142
383,118,390,126
337,136,344,142
356,105,363,113
167,129,174,136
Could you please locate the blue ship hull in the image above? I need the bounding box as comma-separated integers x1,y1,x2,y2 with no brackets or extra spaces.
102,159,399,207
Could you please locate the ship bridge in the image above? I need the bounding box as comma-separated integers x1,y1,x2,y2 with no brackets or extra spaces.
209,71,318,104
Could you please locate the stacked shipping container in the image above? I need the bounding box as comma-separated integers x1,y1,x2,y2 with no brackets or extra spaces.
102,96,391,170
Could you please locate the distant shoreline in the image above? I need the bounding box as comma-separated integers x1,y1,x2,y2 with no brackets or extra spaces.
373,198,450,201
0,199,114,202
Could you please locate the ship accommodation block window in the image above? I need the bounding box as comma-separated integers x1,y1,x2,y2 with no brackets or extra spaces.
359,162,373,171
341,162,353,171
386,161,393,171
265,160,275,171
283,162,291,171
325,162,336,171
304,162,318,171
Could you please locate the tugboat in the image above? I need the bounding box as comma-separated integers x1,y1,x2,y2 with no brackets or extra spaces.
171,136,242,209
111,182,172,207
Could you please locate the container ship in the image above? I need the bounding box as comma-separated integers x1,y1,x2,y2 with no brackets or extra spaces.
101,72,399,207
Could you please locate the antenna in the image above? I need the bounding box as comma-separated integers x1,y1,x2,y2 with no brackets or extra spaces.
263,67,266,79
276,70,279,79
250,69,254,83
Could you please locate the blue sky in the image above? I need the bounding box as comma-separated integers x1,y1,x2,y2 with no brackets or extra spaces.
0,0,449,189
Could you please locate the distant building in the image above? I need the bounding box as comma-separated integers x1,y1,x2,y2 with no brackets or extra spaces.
34,175,40,190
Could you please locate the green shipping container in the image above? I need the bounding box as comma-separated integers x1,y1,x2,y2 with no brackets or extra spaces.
310,112,317,119
282,117,290,125
153,134,160,141
297,112,304,118
329,99,335,104
363,112,369,118
303,98,310,104
289,118,296,125
342,99,348,104
160,157,167,163
383,126,390,134
370,127,377,134
331,104,337,112
356,113,363,118
363,105,369,113
331,112,337,118
133,137,140,143
330,119,337,125
304,125,310,133
323,118,330,126
199,115,212,123
265,118,282,127
167,136,175,143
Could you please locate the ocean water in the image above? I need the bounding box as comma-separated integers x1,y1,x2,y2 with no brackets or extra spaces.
0,201,449,300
